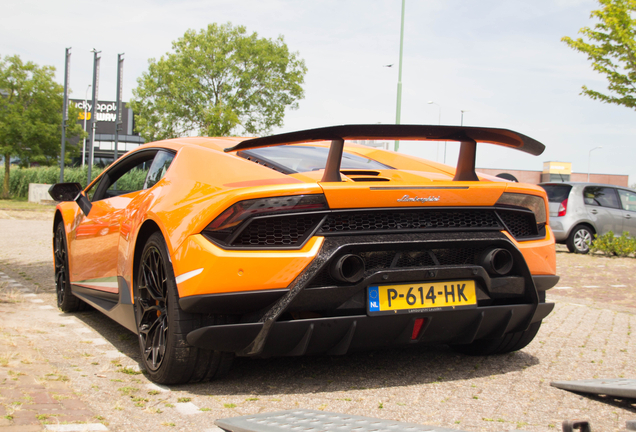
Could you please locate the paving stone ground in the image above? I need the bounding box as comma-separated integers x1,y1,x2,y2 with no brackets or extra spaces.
0,211,635,432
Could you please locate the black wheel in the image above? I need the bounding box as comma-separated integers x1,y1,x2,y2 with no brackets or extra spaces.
451,321,542,356
566,225,594,254
54,221,87,312
135,232,235,384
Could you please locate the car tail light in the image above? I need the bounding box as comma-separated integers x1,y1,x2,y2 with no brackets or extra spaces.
558,198,568,217
203,194,328,244
495,192,547,225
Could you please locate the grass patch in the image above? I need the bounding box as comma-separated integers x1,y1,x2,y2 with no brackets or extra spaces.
118,386,139,395
118,366,141,375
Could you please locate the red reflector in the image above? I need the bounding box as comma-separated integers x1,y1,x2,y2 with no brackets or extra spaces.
558,198,568,217
411,318,425,340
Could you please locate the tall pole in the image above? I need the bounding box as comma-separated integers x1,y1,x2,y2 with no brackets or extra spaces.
88,50,101,184
394,0,406,152
59,48,71,182
114,53,124,162
587,146,602,181
427,101,441,161
81,85,91,167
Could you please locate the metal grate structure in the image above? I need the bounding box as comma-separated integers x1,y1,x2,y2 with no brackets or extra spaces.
233,214,322,246
215,409,465,432
308,247,483,288
220,208,538,248
498,210,537,238
320,209,502,233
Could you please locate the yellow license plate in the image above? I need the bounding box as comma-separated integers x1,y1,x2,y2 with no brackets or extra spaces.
368,280,477,314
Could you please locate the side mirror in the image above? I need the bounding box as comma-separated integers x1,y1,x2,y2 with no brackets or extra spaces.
48,182,93,216
48,183,82,202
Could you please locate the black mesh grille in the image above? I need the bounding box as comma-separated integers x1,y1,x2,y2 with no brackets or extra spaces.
308,247,482,287
319,210,501,234
233,214,323,246
211,208,539,249
497,210,537,238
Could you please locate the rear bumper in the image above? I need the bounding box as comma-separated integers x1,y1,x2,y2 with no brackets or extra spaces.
186,302,554,356
182,231,557,357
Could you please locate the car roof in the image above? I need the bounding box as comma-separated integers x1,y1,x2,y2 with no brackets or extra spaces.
539,182,635,191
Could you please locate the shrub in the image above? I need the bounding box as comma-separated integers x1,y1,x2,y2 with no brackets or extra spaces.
590,231,636,257
0,166,104,199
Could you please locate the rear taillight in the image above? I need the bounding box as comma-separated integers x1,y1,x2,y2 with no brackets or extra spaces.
558,198,568,217
202,194,328,245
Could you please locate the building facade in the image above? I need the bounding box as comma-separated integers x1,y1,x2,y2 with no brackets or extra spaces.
476,161,628,187
71,99,145,167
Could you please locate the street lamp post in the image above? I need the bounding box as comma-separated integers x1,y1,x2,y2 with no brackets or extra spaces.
427,101,441,161
587,146,603,182
81,84,91,167
394,0,406,152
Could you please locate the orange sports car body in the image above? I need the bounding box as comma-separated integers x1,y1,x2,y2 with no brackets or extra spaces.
50,125,558,384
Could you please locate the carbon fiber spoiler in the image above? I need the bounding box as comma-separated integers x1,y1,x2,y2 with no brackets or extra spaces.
224,124,545,182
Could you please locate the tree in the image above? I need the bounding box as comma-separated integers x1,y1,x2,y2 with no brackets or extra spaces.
0,55,84,198
131,23,307,141
562,0,636,109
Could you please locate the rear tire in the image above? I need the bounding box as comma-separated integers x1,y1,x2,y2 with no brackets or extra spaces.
451,321,542,356
566,225,594,254
134,232,234,384
54,222,88,312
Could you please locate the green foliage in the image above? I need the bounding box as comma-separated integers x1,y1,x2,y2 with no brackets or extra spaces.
562,0,636,109
0,166,103,199
131,22,307,141
0,54,86,198
110,168,147,192
590,230,636,256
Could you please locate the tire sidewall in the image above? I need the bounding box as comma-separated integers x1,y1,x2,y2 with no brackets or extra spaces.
54,222,73,310
134,232,183,383
568,225,593,254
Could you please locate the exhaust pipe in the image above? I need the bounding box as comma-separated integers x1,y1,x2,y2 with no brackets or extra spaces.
329,254,365,283
479,248,513,276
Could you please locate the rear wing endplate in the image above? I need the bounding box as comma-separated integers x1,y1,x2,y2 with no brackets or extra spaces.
224,124,545,182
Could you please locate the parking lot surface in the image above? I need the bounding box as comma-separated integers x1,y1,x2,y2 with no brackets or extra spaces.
0,211,634,432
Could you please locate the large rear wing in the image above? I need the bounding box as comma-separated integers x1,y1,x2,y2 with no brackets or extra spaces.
224,124,545,182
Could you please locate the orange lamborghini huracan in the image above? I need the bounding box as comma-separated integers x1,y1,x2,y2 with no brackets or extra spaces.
49,125,558,384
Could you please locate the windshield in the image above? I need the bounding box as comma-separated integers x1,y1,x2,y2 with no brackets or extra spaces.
541,184,572,203
241,145,392,173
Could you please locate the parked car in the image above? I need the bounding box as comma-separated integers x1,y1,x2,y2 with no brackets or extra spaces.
539,182,636,253
49,124,558,384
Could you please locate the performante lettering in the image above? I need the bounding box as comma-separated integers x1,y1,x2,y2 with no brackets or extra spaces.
397,194,440,203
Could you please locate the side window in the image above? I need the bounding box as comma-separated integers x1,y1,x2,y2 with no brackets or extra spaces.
144,151,175,189
85,178,102,201
618,189,636,211
90,151,158,201
583,186,620,208
107,160,153,196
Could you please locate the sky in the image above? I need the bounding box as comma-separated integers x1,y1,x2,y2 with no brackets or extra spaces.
3,0,635,183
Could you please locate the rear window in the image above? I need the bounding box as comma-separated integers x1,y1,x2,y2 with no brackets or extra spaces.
241,145,392,173
541,184,572,203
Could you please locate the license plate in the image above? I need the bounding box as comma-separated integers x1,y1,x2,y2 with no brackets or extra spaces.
368,280,477,315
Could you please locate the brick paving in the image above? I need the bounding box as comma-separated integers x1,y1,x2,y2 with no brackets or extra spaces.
0,213,635,432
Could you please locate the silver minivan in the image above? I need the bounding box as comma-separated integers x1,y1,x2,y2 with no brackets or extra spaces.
539,182,636,253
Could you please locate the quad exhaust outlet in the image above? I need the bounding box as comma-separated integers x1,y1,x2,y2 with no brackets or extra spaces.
329,254,366,283
479,248,514,276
